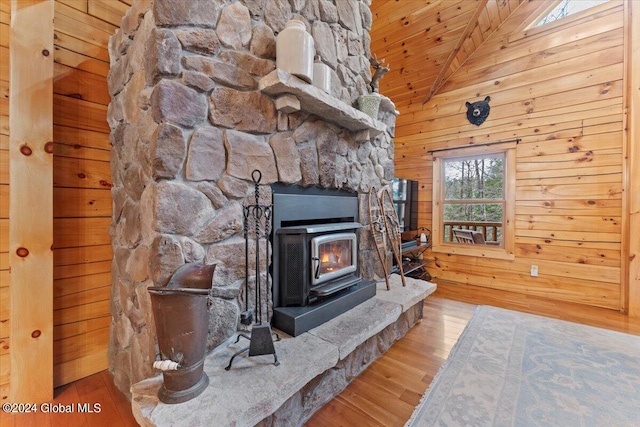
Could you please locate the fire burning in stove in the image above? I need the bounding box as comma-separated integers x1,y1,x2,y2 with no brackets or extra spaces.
271,187,377,336
318,239,351,273
311,232,357,286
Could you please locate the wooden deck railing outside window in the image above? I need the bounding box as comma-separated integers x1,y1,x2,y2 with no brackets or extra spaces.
444,221,502,243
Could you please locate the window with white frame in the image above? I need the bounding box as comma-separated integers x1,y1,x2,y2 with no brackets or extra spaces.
533,0,610,28
431,143,516,260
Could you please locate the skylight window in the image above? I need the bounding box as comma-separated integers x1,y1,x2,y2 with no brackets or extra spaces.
534,0,610,27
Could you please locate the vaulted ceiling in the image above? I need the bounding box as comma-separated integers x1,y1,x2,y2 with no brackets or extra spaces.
370,0,535,111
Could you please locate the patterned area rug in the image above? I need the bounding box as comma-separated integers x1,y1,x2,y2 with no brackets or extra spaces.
407,306,640,426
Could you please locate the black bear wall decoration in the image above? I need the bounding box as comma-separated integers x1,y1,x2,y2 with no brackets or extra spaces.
465,96,491,126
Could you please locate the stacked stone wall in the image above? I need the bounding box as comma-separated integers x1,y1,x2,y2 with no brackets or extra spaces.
107,0,396,394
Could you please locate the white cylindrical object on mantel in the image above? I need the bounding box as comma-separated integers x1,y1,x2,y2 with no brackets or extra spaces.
313,60,331,93
276,20,314,84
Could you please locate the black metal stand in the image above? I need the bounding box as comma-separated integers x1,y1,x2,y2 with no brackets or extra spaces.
226,170,280,371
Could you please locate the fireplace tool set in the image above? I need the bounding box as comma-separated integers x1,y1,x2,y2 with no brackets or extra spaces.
226,169,280,370
368,186,406,290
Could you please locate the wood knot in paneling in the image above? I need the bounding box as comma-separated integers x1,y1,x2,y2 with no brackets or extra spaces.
19,144,32,156
16,247,29,257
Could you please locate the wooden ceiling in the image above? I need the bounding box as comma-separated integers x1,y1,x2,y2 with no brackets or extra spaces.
370,0,531,111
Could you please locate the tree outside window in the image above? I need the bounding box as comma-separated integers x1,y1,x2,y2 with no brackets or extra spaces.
443,154,504,245
431,143,516,260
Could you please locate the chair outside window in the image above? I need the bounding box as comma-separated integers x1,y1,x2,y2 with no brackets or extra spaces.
452,229,499,245
453,229,482,244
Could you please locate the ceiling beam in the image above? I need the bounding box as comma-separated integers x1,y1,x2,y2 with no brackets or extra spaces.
422,0,489,105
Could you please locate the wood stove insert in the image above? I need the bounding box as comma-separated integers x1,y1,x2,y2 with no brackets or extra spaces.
271,185,376,336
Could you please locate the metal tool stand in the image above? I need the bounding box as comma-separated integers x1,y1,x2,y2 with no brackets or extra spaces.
226,170,280,370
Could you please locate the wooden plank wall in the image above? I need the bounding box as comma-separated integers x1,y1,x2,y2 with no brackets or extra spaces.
51,0,129,387
9,0,55,403
393,1,626,310
0,0,131,398
0,0,10,403
628,0,640,317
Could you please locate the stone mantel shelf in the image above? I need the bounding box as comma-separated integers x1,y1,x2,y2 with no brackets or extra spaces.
259,69,393,141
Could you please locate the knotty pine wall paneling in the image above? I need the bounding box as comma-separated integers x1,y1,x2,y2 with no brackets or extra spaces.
371,0,527,110
0,0,9,404
9,0,54,404
626,0,640,316
51,0,127,387
391,1,627,311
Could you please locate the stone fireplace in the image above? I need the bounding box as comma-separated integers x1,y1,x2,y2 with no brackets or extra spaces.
107,0,397,396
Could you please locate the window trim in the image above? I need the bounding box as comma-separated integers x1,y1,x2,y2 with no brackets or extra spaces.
431,143,516,261
509,0,615,44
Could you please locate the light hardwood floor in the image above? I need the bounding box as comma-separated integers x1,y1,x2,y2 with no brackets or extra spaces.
305,290,474,427
2,281,638,426
0,370,138,427
305,281,640,426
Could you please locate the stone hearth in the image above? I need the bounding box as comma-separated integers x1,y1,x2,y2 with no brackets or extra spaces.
107,0,398,398
131,277,436,427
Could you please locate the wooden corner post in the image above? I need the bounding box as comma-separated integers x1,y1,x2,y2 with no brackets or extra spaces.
9,0,54,402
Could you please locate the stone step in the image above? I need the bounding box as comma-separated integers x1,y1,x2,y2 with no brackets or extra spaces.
131,276,437,427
